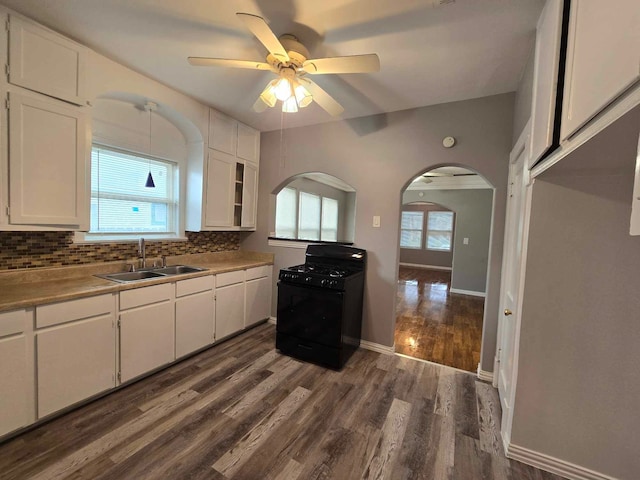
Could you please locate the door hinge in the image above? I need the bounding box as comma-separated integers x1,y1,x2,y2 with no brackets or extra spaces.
117,371,121,383
117,318,121,328
5,19,9,32
4,64,9,77
5,206,9,216
5,97,9,110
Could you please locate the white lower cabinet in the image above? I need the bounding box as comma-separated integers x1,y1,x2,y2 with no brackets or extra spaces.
175,276,215,358
119,284,175,383
36,315,115,418
245,266,273,328
34,294,116,418
0,309,33,437
215,281,245,340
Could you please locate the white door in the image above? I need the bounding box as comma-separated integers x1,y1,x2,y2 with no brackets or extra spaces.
176,290,215,358
496,126,531,443
245,276,271,327
215,282,245,340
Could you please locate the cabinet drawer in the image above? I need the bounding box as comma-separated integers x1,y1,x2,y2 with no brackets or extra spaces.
176,275,215,298
120,283,173,310
0,309,27,337
37,294,114,328
245,265,271,281
216,269,245,287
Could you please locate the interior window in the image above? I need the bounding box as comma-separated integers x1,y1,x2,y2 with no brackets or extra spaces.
426,211,454,251
321,197,339,241
400,211,424,248
89,145,177,237
275,187,297,238
298,192,321,240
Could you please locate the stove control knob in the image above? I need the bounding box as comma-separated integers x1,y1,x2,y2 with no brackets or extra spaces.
330,280,338,287
305,276,312,283
321,279,328,287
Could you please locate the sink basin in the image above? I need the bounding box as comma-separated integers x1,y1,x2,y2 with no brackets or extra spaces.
152,265,207,275
97,271,166,283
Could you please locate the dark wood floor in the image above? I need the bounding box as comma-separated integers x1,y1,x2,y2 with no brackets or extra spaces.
395,267,484,372
0,323,563,480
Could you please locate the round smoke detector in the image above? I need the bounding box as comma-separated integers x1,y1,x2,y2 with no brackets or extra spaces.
442,136,456,148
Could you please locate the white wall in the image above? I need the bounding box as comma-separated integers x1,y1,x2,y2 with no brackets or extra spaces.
241,93,514,371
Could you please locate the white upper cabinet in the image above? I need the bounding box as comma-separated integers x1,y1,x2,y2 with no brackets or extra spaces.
241,161,258,229
8,91,87,227
529,0,564,167
237,122,260,163
209,110,237,155
204,149,236,228
8,15,87,106
561,0,640,140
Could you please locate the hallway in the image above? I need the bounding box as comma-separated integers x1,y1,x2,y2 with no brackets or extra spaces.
395,266,484,372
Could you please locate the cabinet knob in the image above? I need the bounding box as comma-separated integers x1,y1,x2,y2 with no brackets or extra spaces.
504,309,513,316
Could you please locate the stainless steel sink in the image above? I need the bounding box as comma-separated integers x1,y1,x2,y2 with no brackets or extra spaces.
97,271,166,283
96,265,207,283
152,265,207,275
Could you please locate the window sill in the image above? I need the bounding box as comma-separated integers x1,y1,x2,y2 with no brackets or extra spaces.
73,232,188,244
267,237,353,249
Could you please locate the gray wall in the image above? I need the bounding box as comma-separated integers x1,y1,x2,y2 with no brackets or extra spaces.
241,93,514,372
403,189,493,293
512,45,535,146
399,203,454,269
274,177,355,242
512,107,640,479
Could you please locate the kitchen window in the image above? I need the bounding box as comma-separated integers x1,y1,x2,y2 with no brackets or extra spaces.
87,145,178,239
426,211,454,251
275,187,340,242
400,211,424,249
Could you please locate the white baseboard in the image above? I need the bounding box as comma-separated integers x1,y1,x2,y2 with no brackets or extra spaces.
449,288,486,298
476,365,494,382
359,340,395,355
399,262,452,271
268,316,277,325
506,443,618,480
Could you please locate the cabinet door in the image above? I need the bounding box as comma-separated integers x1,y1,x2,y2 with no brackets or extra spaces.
241,162,258,229
209,109,237,155
120,302,175,383
176,290,215,358
561,0,640,140
204,150,235,227
529,0,564,166
9,91,87,226
8,15,86,105
215,283,245,340
36,315,115,418
236,123,260,163
0,335,31,436
245,276,272,328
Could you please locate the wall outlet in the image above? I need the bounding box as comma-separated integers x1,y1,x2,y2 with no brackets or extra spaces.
463,237,469,245
373,216,381,228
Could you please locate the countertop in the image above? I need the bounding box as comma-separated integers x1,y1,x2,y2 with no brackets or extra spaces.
0,251,274,313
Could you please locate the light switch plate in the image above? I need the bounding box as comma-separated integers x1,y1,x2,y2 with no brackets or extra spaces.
463,237,469,245
373,216,381,228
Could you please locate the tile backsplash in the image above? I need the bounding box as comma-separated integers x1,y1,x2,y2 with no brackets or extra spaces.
0,231,240,270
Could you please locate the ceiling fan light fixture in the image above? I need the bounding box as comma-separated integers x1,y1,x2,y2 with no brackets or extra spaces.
274,77,293,101
294,83,313,108
282,96,298,113
259,80,277,107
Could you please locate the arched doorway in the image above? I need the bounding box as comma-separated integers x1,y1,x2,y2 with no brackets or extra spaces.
395,166,494,372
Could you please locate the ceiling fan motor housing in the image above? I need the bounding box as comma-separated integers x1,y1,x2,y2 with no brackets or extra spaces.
266,34,309,69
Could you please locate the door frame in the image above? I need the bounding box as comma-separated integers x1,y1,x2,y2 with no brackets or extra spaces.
495,120,534,450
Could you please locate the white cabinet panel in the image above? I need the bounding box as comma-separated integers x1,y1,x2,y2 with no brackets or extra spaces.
529,0,564,167
119,283,172,310
176,290,214,358
561,0,640,140
209,110,237,155
204,150,235,227
0,334,31,436
176,275,215,298
120,301,175,382
8,91,87,226
217,269,245,287
246,265,270,281
215,282,245,340
245,276,272,328
36,315,115,418
241,162,258,229
36,293,113,328
8,15,86,105
236,123,260,163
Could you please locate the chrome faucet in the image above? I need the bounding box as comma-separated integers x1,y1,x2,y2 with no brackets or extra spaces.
138,238,146,269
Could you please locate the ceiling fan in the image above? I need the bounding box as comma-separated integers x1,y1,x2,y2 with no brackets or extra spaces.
188,13,380,116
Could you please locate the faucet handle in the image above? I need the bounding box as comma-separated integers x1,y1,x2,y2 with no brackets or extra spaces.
161,255,167,267
127,263,136,272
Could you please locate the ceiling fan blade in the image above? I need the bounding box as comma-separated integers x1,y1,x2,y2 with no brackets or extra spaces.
236,13,289,63
188,57,273,70
252,97,269,113
300,79,344,117
302,54,380,75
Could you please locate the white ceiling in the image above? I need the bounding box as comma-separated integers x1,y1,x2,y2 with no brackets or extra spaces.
1,0,544,132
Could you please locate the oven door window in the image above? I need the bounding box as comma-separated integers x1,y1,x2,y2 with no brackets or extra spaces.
277,283,344,346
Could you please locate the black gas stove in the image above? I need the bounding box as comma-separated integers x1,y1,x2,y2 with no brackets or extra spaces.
276,244,366,369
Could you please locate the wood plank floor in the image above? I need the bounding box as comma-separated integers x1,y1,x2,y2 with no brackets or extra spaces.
395,267,484,372
0,323,562,480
